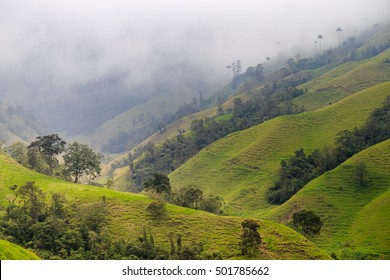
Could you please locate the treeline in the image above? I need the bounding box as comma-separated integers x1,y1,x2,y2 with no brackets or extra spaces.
267,96,390,204
0,182,219,260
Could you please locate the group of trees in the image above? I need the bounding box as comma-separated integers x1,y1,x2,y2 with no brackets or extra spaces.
143,173,224,216
4,134,101,184
268,96,390,204
0,182,214,260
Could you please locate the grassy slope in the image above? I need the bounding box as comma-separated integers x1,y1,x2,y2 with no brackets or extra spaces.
267,140,390,259
295,48,390,111
0,152,327,259
106,90,259,190
108,48,390,188
169,81,390,216
0,240,40,260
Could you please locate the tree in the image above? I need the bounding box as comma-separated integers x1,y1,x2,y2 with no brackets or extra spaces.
28,134,66,175
146,200,166,220
144,173,171,194
63,142,102,183
240,219,261,255
355,161,368,187
336,27,343,45
317,34,323,53
292,210,322,236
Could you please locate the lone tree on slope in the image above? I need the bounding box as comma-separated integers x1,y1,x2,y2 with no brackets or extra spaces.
63,142,102,183
292,210,323,236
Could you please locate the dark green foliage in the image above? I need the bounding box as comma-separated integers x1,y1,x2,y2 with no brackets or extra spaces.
173,186,203,209
292,210,323,236
355,161,368,187
144,173,171,194
240,219,261,255
268,97,390,204
172,186,224,214
63,142,102,183
146,200,166,220
198,195,224,215
28,134,66,175
168,233,206,260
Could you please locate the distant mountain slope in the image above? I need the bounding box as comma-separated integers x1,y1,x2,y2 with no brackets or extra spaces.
295,48,390,111
267,139,390,259
78,87,201,153
0,104,47,145
0,152,328,259
0,240,40,260
169,81,390,216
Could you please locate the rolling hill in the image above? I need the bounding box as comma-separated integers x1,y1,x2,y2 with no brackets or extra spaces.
169,81,390,216
0,151,328,259
267,139,390,259
295,48,390,111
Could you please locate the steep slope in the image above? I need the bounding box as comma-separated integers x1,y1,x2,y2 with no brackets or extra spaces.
295,48,390,111
267,139,390,259
104,90,258,189
0,152,328,259
169,81,390,216
0,240,40,260
0,104,46,145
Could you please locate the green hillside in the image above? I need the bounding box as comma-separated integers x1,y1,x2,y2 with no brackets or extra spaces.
295,48,390,111
0,240,40,260
169,81,390,216
105,90,259,190
0,152,327,259
268,139,390,259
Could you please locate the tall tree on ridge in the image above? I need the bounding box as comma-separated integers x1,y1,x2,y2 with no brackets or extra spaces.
336,27,343,45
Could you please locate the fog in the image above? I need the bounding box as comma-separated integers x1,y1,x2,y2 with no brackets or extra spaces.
0,0,389,134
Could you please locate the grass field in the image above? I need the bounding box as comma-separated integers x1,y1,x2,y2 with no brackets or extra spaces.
295,48,390,111
267,139,390,259
169,81,390,217
0,152,328,259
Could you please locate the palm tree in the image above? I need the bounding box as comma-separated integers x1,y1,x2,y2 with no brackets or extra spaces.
226,64,232,82
317,34,323,53
336,27,343,45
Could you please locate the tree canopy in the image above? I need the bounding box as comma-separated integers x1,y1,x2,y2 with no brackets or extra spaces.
28,134,66,175
63,142,102,183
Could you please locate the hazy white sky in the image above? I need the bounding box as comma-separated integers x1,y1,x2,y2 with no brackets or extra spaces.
0,0,389,89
